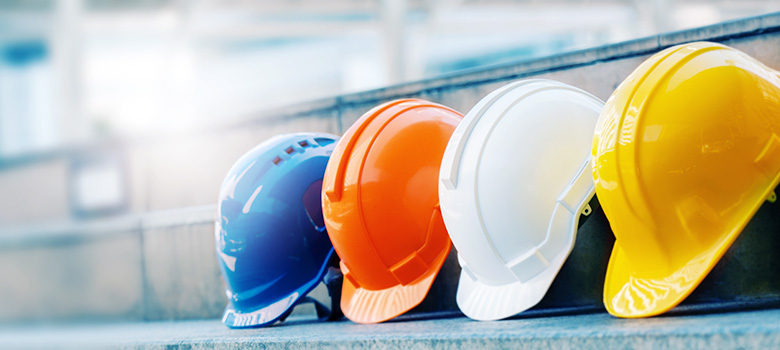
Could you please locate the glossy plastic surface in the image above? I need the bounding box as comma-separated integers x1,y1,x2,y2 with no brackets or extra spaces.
322,99,463,324
216,133,338,328
439,79,603,321
593,42,780,318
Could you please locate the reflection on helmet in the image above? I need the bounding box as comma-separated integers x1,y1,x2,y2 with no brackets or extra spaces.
593,42,780,318
216,133,341,328
439,79,603,321
322,99,463,324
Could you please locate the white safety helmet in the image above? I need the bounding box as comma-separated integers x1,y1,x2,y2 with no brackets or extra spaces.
439,79,604,321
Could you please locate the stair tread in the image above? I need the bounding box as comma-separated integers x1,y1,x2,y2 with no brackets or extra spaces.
3,308,780,349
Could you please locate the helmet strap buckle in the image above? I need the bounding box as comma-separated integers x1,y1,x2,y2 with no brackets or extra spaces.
577,196,601,229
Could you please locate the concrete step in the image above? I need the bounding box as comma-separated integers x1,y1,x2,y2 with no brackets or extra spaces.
2,191,780,324
0,205,224,323
3,308,780,349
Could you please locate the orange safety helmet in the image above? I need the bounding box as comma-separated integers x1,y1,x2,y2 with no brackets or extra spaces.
322,99,463,324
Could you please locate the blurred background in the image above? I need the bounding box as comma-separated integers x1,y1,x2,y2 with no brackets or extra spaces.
1,0,779,160
1,0,780,329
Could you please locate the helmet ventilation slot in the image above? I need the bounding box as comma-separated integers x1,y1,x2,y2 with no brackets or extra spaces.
314,138,335,147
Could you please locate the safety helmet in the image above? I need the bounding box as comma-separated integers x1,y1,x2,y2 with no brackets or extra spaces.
322,99,463,324
593,41,780,318
439,79,604,321
215,132,342,328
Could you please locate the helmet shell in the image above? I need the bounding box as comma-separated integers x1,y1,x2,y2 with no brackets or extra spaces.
439,79,603,321
216,132,338,328
594,42,780,318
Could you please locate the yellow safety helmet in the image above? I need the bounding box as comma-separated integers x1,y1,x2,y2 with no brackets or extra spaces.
593,41,780,318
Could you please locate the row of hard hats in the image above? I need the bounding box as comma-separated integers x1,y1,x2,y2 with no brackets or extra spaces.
214,41,780,328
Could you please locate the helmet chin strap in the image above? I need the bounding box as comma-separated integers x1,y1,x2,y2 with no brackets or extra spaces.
278,252,344,323
321,252,345,321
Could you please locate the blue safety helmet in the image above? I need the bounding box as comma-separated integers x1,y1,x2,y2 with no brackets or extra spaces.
215,132,343,328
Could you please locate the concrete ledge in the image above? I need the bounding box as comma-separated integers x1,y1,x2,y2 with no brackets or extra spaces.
1,185,779,323
0,206,224,324
3,308,780,349
0,205,215,251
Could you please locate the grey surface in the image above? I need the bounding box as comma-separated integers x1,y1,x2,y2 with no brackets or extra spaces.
141,220,225,321
3,309,780,349
0,230,144,323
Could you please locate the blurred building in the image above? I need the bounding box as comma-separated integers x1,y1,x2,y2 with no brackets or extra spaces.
0,0,780,225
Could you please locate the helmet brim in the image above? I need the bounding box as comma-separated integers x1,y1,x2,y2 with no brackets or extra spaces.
339,245,450,324
221,249,337,328
456,250,566,321
603,241,719,318
221,290,303,328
